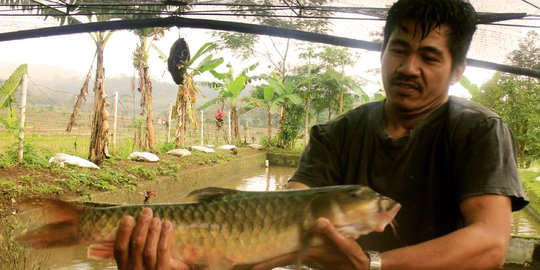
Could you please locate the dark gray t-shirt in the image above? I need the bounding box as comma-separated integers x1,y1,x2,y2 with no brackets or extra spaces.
290,96,528,251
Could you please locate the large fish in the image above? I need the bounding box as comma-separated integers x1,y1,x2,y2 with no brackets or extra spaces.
18,185,400,269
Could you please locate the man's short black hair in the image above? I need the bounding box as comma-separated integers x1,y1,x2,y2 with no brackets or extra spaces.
382,0,477,69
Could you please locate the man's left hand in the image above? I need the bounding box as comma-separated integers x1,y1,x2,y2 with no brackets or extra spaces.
253,217,371,270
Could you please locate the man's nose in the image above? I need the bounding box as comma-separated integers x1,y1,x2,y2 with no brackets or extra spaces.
397,55,421,76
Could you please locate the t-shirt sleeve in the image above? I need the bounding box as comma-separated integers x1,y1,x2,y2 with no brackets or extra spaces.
289,124,342,187
454,117,528,211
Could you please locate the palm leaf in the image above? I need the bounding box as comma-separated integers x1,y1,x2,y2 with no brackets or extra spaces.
0,64,27,110
187,42,218,66
151,43,168,62
193,56,224,75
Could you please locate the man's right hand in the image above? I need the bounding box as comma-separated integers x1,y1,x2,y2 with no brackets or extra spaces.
114,208,190,270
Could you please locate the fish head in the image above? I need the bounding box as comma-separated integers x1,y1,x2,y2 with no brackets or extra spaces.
310,185,401,239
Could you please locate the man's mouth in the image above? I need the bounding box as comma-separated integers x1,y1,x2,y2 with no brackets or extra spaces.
392,80,422,94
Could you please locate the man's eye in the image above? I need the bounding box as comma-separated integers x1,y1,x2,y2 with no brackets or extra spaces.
422,55,439,63
390,48,406,55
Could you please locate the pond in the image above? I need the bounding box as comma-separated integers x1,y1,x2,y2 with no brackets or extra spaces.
27,166,540,269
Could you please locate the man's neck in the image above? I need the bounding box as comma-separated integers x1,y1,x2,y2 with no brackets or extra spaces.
383,99,447,139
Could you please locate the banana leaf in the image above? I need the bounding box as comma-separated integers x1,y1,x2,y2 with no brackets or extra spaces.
0,64,27,129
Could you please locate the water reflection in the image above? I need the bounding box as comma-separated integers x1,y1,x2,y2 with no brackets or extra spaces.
512,209,540,238
218,166,293,191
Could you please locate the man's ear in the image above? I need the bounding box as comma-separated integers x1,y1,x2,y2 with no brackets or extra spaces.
450,62,466,85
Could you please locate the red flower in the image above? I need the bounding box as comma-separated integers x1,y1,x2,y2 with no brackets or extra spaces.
214,109,224,121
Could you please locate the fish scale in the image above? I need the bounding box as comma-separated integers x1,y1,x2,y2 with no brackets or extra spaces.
19,185,401,269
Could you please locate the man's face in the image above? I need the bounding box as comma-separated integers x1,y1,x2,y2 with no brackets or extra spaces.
381,21,463,115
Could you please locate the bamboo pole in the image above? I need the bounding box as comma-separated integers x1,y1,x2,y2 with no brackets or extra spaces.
167,103,173,143
228,111,232,144
112,91,118,150
17,73,28,163
200,110,204,146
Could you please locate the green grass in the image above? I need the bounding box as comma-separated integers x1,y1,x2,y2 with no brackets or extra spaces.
520,170,540,214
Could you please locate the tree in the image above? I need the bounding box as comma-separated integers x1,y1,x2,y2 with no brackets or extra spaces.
132,27,165,152
170,42,224,147
245,72,302,146
472,31,540,167
202,63,258,144
264,72,303,147
244,85,281,145
212,0,333,79
317,46,357,114
1,0,177,164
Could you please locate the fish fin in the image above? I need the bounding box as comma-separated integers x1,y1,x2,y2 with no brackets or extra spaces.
88,242,115,260
206,252,236,270
294,230,315,270
187,187,241,202
17,198,87,248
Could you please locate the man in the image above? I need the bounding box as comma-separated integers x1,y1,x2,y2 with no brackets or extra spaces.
114,0,528,269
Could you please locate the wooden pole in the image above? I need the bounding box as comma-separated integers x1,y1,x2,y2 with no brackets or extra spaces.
200,110,204,146
112,91,118,150
17,73,28,163
167,103,172,143
228,111,232,144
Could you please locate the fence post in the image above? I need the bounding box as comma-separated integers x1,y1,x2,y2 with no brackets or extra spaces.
200,110,204,146
228,111,232,144
17,73,28,163
112,91,118,151
167,103,172,143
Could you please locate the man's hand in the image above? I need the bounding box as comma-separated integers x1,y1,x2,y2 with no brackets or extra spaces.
114,208,189,270
253,217,371,270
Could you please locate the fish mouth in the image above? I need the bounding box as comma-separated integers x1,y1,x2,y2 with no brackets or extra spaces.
333,202,402,238
373,202,401,232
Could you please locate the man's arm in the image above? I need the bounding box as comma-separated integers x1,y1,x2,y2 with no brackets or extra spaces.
254,193,512,270
381,194,512,270
286,181,310,190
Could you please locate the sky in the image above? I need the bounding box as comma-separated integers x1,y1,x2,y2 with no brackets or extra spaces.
0,26,497,99
5,0,530,100
1,0,538,98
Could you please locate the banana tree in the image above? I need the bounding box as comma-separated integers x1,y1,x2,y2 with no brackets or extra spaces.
265,72,303,146
201,63,258,144
169,42,224,147
2,1,179,164
132,27,166,153
0,64,27,129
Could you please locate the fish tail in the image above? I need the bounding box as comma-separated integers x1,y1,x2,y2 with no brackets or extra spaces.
17,198,87,248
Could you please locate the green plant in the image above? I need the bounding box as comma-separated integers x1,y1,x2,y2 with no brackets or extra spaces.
158,142,177,153
129,165,156,180
0,180,24,198
0,64,27,129
1,142,50,168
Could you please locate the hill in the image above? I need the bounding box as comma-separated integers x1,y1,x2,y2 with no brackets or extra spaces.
1,65,220,115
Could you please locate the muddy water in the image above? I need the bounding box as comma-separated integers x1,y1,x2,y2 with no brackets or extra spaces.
28,166,540,269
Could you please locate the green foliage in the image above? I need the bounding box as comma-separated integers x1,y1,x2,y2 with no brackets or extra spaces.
0,180,24,198
0,142,50,169
0,64,27,129
212,0,333,58
64,167,137,194
277,103,304,148
519,171,540,215
129,165,156,181
158,142,177,153
472,31,540,168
